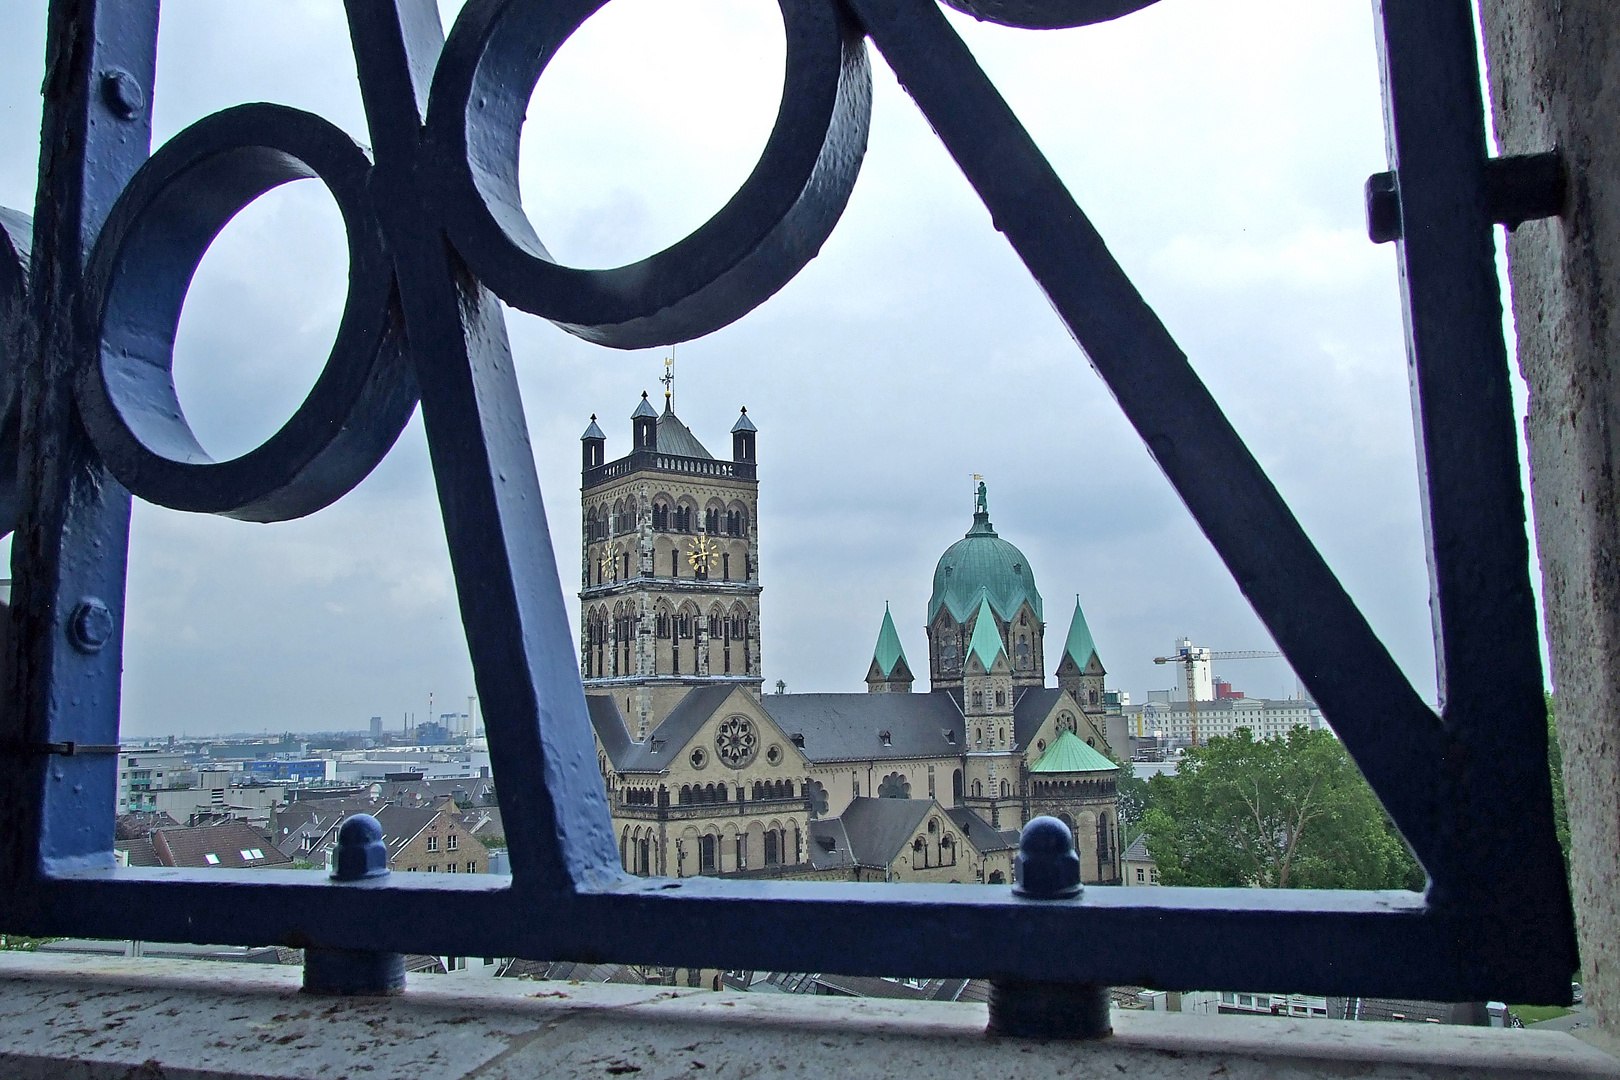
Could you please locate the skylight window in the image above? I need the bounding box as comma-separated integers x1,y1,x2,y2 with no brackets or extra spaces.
203,854,218,865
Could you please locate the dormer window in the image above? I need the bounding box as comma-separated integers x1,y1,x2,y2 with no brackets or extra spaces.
879,731,891,747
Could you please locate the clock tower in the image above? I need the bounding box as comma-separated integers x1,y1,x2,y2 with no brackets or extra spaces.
580,387,763,739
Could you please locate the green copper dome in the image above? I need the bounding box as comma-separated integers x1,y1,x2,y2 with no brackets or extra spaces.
928,485,1043,625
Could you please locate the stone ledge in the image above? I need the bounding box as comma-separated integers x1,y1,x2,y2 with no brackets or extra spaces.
0,953,1613,1080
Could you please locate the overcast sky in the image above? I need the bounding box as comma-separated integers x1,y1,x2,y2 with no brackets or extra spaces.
0,0,1537,737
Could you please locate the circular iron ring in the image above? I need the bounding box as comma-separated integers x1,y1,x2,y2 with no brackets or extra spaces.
78,104,418,523
424,0,872,349
938,0,1160,30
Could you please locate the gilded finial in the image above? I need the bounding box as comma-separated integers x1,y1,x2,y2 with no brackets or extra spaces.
661,353,675,406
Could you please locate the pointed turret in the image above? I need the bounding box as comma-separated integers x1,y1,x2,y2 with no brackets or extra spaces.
731,406,757,463
865,604,913,693
632,391,658,451
581,414,606,473
1056,595,1108,712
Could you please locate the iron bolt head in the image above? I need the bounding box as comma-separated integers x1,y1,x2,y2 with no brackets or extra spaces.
332,814,391,881
1365,171,1402,244
100,69,145,120
1013,815,1081,898
68,598,114,653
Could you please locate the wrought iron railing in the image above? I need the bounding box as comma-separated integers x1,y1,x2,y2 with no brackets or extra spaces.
0,0,1576,1030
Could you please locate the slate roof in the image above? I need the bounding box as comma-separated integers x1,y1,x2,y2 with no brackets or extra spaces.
730,407,756,433
458,806,504,840
657,406,714,459
595,685,738,773
631,392,658,419
1123,833,1152,862
1012,687,1064,751
760,693,965,764
372,805,440,855
150,822,289,869
944,806,1017,853
587,695,634,768
807,817,855,872
871,605,908,679
834,797,934,868
581,415,605,440
271,797,378,858
1030,730,1118,774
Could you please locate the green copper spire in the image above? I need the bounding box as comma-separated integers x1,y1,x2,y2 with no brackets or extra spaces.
872,604,908,678
1062,595,1100,671
967,592,1006,670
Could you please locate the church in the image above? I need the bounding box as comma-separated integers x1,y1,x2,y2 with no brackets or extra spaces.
581,389,1123,886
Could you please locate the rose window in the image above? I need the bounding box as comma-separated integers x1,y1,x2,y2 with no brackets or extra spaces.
715,716,758,768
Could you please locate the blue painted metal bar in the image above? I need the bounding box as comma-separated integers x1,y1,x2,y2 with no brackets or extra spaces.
345,0,622,892
1370,0,1575,974
0,0,1577,1009
1,0,156,878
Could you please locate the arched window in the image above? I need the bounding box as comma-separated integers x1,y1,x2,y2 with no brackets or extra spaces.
878,772,911,799
972,690,983,708
1000,779,1009,798
699,835,716,874
995,691,1005,707
653,502,669,530
972,780,983,797
1090,689,1099,706
1016,635,1030,669
705,507,721,534
913,836,927,868
952,770,963,802
988,870,1005,884
941,835,956,865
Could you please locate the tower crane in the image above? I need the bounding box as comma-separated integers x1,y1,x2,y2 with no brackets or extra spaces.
1152,644,1284,748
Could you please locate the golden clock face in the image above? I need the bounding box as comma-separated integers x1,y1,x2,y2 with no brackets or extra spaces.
686,535,719,571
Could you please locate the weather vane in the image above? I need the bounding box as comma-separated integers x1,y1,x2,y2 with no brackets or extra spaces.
661,352,675,407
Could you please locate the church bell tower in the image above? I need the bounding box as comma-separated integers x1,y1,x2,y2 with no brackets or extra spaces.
579,371,763,738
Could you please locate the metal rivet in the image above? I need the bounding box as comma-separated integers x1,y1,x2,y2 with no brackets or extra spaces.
1013,815,1081,899
332,813,391,881
68,598,113,653
100,69,145,120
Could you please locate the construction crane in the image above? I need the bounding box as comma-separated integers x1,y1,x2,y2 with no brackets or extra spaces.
1153,644,1284,748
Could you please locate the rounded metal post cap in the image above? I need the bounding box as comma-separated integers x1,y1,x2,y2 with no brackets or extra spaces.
332,814,390,880
1013,815,1080,898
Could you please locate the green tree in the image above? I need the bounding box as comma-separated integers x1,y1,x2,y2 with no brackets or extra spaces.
1115,760,1150,847
1546,694,1570,868
1142,727,1422,890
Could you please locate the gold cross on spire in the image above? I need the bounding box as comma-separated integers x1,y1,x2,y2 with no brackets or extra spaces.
661,353,675,406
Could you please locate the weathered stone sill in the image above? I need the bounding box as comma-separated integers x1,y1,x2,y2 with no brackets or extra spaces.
0,953,1612,1079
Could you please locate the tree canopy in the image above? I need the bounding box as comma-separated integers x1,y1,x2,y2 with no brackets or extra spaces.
1141,727,1423,890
